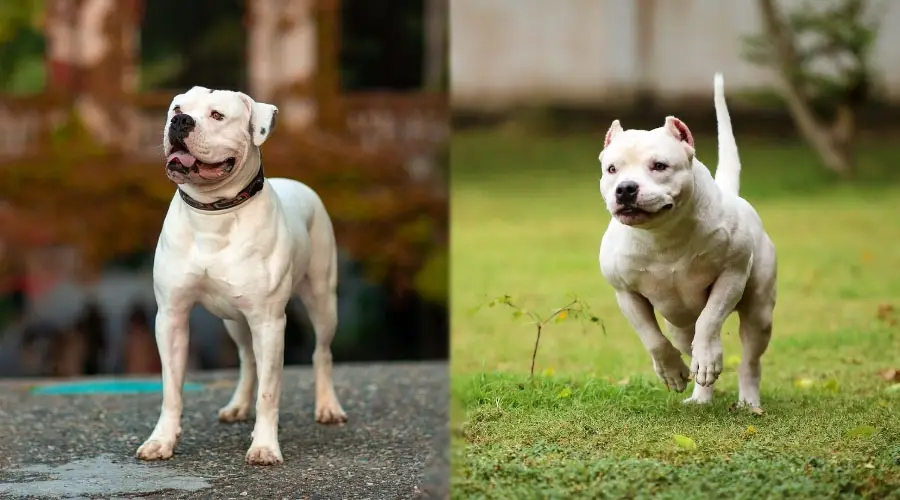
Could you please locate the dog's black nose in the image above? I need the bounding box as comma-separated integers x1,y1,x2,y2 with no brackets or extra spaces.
615,181,639,204
169,113,195,142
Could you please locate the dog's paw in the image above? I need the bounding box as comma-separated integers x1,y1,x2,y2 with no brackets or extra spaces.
682,384,714,405
650,346,691,393
690,342,724,386
315,399,348,425
218,403,251,423
735,397,763,411
136,439,175,461
729,400,765,415
246,443,283,466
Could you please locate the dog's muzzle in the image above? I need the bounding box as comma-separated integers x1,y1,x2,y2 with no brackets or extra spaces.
615,181,639,205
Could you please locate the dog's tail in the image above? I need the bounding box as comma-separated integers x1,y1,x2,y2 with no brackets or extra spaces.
713,72,741,196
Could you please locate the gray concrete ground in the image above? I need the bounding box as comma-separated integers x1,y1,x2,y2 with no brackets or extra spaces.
0,362,448,499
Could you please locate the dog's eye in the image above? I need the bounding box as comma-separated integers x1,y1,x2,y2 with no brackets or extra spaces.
172,106,182,115
606,165,617,174
651,161,669,171
211,111,225,121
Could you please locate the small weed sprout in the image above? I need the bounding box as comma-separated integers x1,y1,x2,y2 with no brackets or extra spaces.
480,294,605,377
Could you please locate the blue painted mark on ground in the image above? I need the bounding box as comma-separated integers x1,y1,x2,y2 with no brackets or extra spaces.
30,380,204,395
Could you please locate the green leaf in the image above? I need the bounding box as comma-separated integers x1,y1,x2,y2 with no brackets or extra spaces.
885,383,900,394
557,387,572,399
823,379,839,392
794,378,815,389
673,434,697,451
512,310,523,319
846,425,877,438
542,367,555,377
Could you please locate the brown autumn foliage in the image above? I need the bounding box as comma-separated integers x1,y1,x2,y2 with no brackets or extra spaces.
0,127,447,298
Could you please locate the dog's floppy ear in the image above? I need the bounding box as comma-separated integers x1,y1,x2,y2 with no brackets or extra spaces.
239,93,279,147
664,116,694,149
604,120,623,148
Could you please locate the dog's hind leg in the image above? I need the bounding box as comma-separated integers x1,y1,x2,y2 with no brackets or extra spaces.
736,302,773,409
299,206,347,425
299,276,347,424
218,318,256,422
666,321,715,404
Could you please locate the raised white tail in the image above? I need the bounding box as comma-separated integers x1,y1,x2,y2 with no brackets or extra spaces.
713,73,741,196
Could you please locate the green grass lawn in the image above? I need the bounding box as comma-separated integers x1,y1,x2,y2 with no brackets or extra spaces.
450,128,900,499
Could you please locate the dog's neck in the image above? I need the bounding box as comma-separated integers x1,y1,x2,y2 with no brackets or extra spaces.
178,147,263,207
627,158,723,248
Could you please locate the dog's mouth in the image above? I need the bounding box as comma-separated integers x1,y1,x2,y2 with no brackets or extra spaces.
614,203,674,225
165,145,236,184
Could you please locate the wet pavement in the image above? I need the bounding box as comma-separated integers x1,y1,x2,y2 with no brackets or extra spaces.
0,361,449,499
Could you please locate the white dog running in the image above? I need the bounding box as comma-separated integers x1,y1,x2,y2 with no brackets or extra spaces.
136,86,347,466
598,73,777,409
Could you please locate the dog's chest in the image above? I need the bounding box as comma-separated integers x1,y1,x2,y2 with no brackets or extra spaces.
621,249,725,327
195,274,248,321
156,199,301,321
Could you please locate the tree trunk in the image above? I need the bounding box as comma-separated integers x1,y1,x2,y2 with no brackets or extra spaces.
247,0,319,131
45,0,142,150
423,0,447,91
757,0,855,178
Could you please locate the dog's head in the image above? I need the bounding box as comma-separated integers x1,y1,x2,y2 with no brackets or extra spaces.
163,86,278,185
598,116,696,227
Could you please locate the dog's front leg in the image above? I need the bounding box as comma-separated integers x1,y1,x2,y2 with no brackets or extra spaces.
245,308,286,466
691,263,751,386
136,308,190,460
616,291,690,392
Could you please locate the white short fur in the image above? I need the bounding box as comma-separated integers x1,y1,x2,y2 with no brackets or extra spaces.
598,73,777,408
136,86,347,466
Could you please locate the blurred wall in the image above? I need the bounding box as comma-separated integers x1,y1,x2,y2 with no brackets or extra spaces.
450,0,900,111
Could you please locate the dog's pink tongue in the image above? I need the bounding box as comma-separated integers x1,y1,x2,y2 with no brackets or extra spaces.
167,151,197,168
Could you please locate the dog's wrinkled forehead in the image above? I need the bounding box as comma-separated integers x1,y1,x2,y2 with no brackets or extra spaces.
602,129,691,167
169,86,249,119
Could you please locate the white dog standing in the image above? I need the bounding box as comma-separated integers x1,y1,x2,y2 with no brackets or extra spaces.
136,86,347,466
598,74,777,409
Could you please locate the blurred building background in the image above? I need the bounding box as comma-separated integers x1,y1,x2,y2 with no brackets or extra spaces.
452,0,900,136
0,0,449,378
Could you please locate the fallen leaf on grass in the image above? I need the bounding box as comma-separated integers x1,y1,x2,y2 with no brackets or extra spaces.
673,434,697,451
742,425,757,438
794,378,815,389
876,304,897,326
725,355,741,368
557,387,572,399
616,377,630,386
879,368,900,383
846,425,877,438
